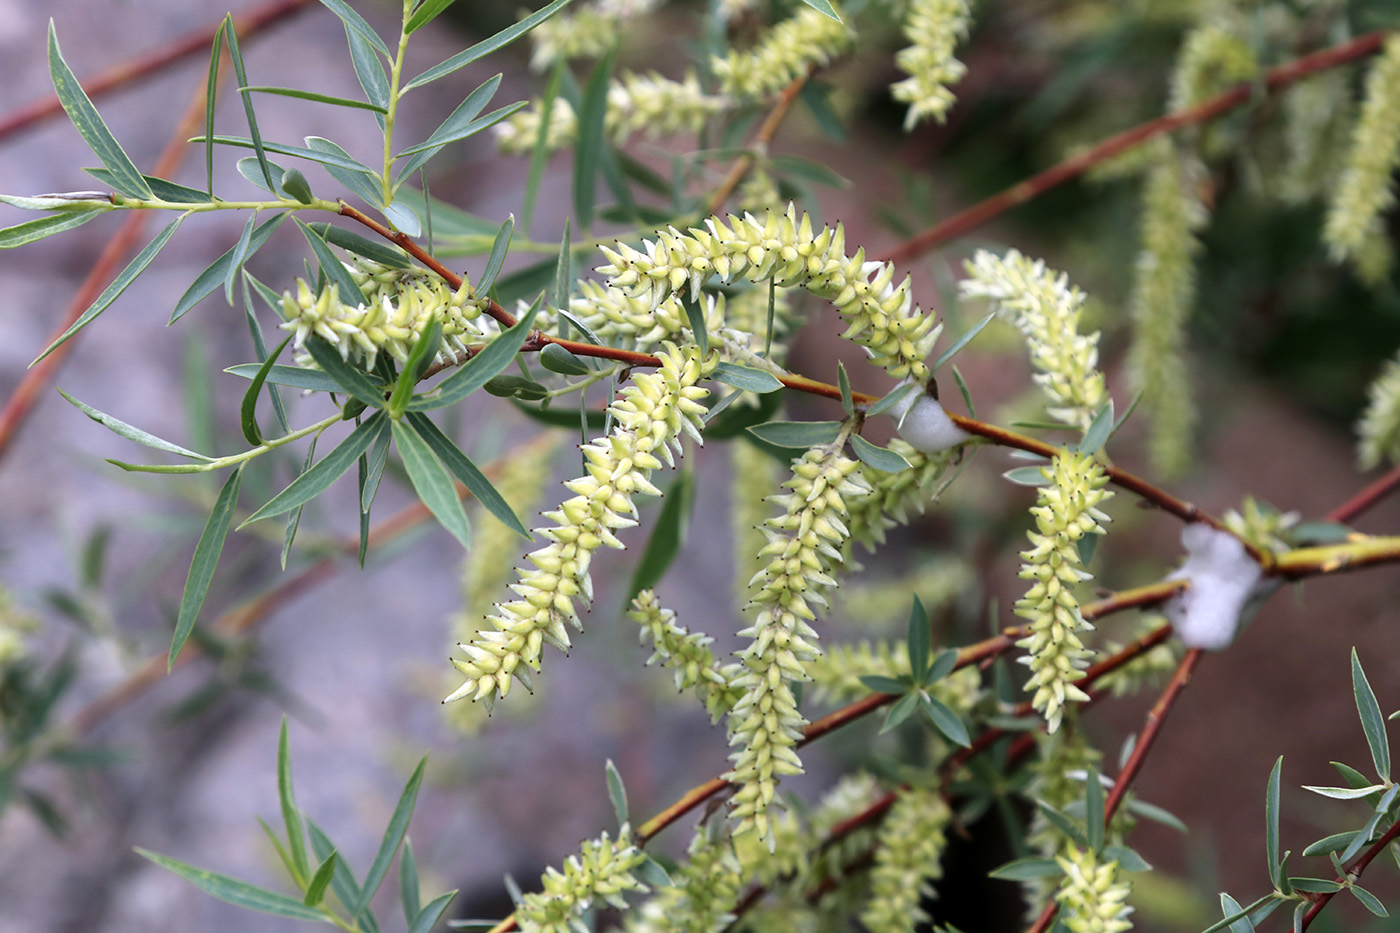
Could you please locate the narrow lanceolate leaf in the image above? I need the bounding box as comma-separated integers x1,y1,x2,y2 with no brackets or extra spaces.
226,363,368,394
303,852,338,908
866,381,918,418
920,693,971,747
224,213,258,303
304,338,388,410
395,74,502,159
34,215,185,364
399,839,421,924
403,413,528,537
305,222,410,268
136,849,329,922
629,467,693,597
241,86,388,113
58,388,211,460
392,420,473,549
1078,399,1115,456
345,22,389,128
48,24,151,199
933,313,994,371
206,20,223,195
605,760,629,829
404,0,457,33
1300,783,1388,799
1084,768,1105,851
1266,756,1283,889
987,858,1062,881
394,103,524,186
242,414,388,526
407,891,457,933
1351,884,1389,917
222,15,277,193
317,0,391,58
837,363,853,416
169,464,244,669
476,214,514,296
552,217,571,310
746,420,843,449
295,217,369,305
0,208,105,248
404,0,579,90
906,597,930,682
350,757,426,919
713,362,782,393
851,435,912,473
406,297,541,411
1353,648,1390,782
796,0,842,22
388,318,443,417
573,47,617,230
276,718,311,882
682,297,708,356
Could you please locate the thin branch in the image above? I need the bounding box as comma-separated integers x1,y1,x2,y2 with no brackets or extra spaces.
706,67,814,216
882,29,1393,266
1103,647,1203,821
0,0,312,142
1327,462,1400,524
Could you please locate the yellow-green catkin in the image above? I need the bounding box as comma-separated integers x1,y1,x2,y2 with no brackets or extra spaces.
890,0,973,130
959,250,1106,429
628,590,743,722
1125,146,1206,477
526,0,660,71
495,72,726,155
1023,727,1104,910
280,264,492,372
1055,846,1134,933
516,826,648,933
1015,449,1113,734
726,443,870,847
714,5,855,100
1277,70,1354,205
731,440,781,609
1324,34,1400,278
598,206,941,381
859,785,952,933
624,821,742,933
1357,351,1400,468
444,434,562,732
444,345,715,709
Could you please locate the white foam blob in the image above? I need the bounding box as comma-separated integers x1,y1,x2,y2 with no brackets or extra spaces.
1165,523,1271,650
888,380,971,454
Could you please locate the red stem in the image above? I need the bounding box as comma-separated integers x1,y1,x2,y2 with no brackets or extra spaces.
883,30,1392,265
1298,818,1400,930
0,0,313,142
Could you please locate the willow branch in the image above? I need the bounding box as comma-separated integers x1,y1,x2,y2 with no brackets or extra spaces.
1327,462,1400,524
0,0,312,142
1299,818,1400,930
706,67,814,216
883,29,1393,265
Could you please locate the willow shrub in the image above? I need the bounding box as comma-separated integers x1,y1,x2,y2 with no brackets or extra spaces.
7,1,1400,931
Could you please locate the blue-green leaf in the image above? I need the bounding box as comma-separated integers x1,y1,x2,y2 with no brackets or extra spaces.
1302,831,1361,857
1353,648,1390,782
404,0,458,33
241,85,387,113
605,759,628,828
933,313,993,371
344,22,389,128
919,693,970,747
169,465,244,669
477,214,514,295
303,338,387,410
276,718,310,881
399,839,420,924
539,343,590,375
395,74,502,159
48,24,151,199
407,891,457,933
173,214,287,322
224,213,258,303
0,208,105,248
301,136,385,207
223,17,277,194
317,0,391,58
851,435,912,473
406,297,541,411
304,222,410,268
34,215,184,363
404,0,580,90
388,318,443,416
880,690,920,734
1351,883,1389,917
1077,399,1115,455
1266,756,1282,889
295,217,368,305
226,363,378,394
241,414,387,525
303,851,338,908
796,0,842,22
350,756,426,918
866,381,919,418
906,596,930,681
746,420,842,449
1085,768,1105,851
987,858,1062,881
392,419,473,549
58,388,211,460
136,848,329,922
713,362,782,394
402,413,529,538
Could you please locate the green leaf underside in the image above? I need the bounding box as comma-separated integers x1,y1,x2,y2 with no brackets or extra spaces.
317,0,391,58
392,419,473,549
169,465,244,669
196,134,376,176
135,849,328,922
48,24,152,199
746,420,842,448
34,215,185,364
851,434,912,472
540,343,590,375
226,363,382,393
58,388,211,460
476,214,514,295
242,414,388,525
1266,757,1282,889
988,858,1062,881
407,892,457,933
796,0,843,22
277,719,311,881
605,759,629,828
1352,649,1391,782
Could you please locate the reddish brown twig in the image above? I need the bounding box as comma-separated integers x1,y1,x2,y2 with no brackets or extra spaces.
1103,647,1203,822
706,67,814,216
0,0,313,142
883,30,1393,265
1327,462,1400,524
